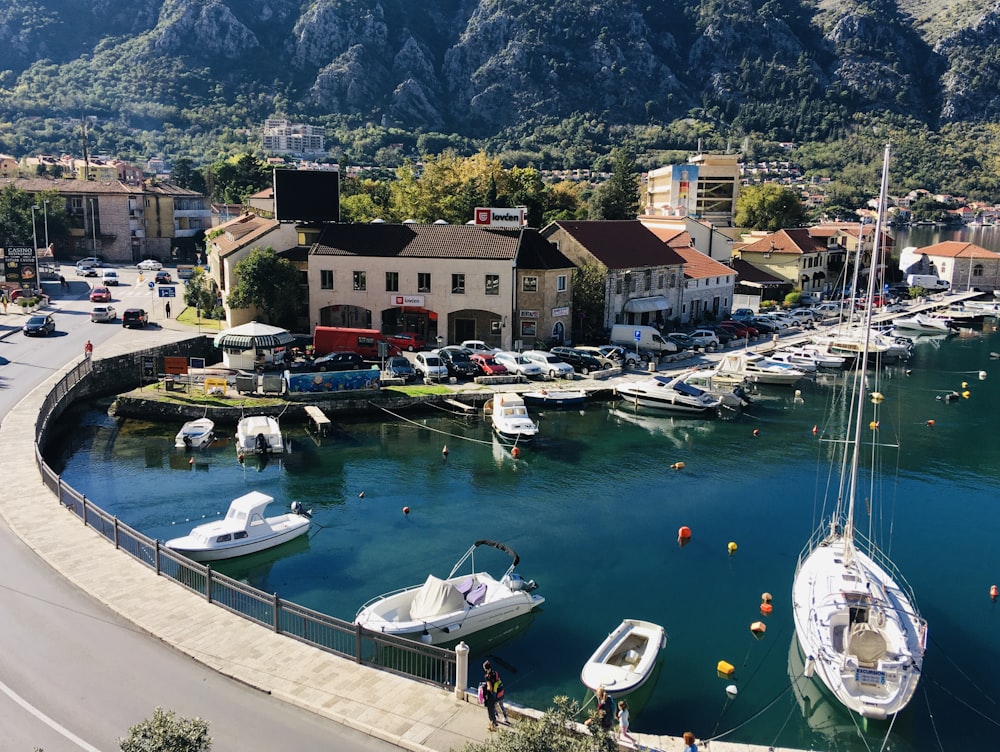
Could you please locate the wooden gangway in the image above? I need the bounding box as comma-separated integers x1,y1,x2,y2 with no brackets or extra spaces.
304,405,332,436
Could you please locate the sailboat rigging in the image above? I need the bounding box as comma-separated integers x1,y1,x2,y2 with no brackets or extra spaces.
791,143,927,721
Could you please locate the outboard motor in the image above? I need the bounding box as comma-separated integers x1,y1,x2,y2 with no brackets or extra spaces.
505,573,539,592
290,500,312,518
254,432,268,455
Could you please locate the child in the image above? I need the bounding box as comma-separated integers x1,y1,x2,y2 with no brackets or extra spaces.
616,699,635,745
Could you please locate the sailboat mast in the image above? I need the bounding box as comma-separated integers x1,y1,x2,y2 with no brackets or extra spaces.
845,143,891,548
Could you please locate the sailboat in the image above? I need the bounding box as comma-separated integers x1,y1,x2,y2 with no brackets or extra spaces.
791,144,927,721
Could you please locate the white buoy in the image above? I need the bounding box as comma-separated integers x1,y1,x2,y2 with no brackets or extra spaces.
726,684,738,698
979,371,987,380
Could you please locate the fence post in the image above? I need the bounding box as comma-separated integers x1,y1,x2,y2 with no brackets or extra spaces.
113,517,119,549
206,566,213,603
273,592,280,633
154,541,160,575
82,497,87,525
454,641,469,700
355,621,363,664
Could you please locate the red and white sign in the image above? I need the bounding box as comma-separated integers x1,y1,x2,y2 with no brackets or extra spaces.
391,295,424,306
474,207,525,228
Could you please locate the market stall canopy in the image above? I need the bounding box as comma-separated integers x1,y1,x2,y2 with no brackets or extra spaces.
624,296,669,313
213,321,295,350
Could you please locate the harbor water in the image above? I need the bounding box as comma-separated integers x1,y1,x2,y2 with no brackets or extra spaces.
46,325,1000,752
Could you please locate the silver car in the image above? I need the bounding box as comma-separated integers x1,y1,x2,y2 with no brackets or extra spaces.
91,304,117,322
493,351,543,378
521,350,574,378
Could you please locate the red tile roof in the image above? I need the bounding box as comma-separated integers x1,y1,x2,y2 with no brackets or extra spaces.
920,241,1000,259
671,245,734,280
547,220,685,268
738,228,827,255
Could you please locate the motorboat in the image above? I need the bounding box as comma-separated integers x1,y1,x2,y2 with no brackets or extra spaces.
714,352,808,386
814,327,910,360
174,417,215,449
792,343,851,369
615,373,726,416
680,369,753,410
767,350,817,372
581,619,666,694
774,346,846,370
354,539,543,645
236,415,284,455
521,389,588,408
891,313,955,333
489,393,538,444
792,145,926,721
165,491,311,562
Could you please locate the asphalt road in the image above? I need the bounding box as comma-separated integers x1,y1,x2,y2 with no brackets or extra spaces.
0,264,398,751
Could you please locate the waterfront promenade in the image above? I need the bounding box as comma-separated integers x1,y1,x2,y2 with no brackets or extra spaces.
0,316,821,752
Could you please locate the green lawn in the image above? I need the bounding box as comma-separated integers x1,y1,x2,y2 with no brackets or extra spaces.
175,306,225,331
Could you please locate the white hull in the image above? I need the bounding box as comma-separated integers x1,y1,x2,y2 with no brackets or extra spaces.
891,314,953,333
522,390,587,408
236,416,284,454
168,522,308,561
490,393,538,444
792,533,926,719
715,353,808,385
174,418,215,449
581,619,666,694
616,374,723,416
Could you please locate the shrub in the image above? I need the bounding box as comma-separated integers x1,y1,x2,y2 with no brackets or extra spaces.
119,707,211,752
458,696,616,752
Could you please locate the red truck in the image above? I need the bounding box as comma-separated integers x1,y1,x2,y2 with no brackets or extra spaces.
312,327,400,359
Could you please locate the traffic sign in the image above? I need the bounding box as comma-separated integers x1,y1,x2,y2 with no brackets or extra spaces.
158,287,176,298
147,281,154,289
634,329,642,341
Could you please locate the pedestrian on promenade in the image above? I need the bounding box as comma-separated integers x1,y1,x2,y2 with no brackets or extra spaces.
1,296,7,314
84,340,93,359
165,301,171,318
683,730,698,751
479,677,498,731
483,660,508,723
585,686,614,732
616,699,635,745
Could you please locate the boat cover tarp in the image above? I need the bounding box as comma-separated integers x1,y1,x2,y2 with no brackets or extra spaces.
410,575,465,620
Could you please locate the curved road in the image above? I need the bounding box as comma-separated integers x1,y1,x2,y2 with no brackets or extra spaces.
0,271,398,751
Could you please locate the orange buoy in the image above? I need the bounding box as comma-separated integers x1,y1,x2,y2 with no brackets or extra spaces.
991,585,998,600
727,541,738,555
926,419,935,427
750,621,767,636
678,526,692,540
752,429,760,438
812,425,818,435
760,602,774,616
869,420,879,431
402,506,410,515
511,447,521,459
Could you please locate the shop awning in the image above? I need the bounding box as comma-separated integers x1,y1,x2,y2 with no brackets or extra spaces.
213,321,295,350
623,296,669,313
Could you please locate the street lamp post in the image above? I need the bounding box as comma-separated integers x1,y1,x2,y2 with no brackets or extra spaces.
31,205,40,288
42,200,50,250
90,198,97,253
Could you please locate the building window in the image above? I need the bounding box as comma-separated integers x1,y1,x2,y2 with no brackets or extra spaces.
385,271,399,292
520,320,537,337
557,274,567,292
658,274,664,289
452,273,465,294
629,275,637,293
669,273,677,288
616,278,623,295
418,273,431,293
522,276,538,292
973,264,984,277
485,274,499,295
320,270,334,290
644,270,652,291
353,271,366,291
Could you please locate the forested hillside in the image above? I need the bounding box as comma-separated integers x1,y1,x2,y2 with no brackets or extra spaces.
1,0,1000,199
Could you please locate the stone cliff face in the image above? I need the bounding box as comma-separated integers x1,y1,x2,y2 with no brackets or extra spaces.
0,0,997,139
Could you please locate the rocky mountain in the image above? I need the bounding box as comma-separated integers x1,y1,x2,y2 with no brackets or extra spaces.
0,0,998,160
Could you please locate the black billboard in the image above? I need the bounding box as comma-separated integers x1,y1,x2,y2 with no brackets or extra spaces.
2,246,37,290
273,168,340,223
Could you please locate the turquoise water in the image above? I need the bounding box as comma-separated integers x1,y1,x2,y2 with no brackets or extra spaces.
47,325,1000,751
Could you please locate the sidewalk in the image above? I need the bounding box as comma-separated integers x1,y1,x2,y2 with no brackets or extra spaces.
0,320,792,752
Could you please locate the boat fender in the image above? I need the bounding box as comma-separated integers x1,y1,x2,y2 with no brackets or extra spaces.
670,461,685,470
761,592,772,603
991,584,998,600
926,419,935,427
725,684,738,698
717,660,735,677
760,602,773,616
750,621,766,638
979,371,987,380
752,429,759,437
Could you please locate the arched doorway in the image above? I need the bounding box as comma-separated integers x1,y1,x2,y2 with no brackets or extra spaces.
319,304,371,328
551,321,565,345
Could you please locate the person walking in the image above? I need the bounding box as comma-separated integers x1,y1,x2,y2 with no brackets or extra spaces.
84,340,93,360
165,301,171,318
479,676,498,731
584,686,615,732
616,699,635,746
483,660,508,723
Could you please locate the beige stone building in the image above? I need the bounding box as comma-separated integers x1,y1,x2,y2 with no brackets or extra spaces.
643,152,741,225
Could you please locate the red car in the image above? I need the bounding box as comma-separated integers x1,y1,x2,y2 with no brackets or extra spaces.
89,286,112,303
386,332,426,351
719,320,759,338
470,353,508,376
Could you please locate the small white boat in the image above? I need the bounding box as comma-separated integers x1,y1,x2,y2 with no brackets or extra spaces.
581,619,666,694
355,539,543,645
165,491,311,562
791,344,850,369
767,350,817,372
715,352,809,386
892,313,954,333
489,393,538,443
174,417,215,449
236,415,284,455
522,389,588,408
616,373,725,416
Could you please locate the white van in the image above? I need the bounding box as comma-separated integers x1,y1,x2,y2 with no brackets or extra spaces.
609,324,678,354
906,274,949,290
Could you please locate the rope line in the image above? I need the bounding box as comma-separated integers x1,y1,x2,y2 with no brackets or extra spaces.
922,685,945,752
371,403,495,446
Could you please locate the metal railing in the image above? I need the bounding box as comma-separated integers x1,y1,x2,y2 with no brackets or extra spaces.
32,354,457,690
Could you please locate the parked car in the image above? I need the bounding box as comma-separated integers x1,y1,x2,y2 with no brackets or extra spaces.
154,270,172,284
76,264,98,277
686,329,721,349
122,308,149,329
136,259,163,271
414,352,449,380
813,302,843,317
10,287,46,303
470,353,508,376
710,326,736,345
460,339,500,354
90,304,117,322
550,346,606,375
730,308,757,322
22,314,56,336
719,321,759,339
665,332,695,351
101,270,119,286
386,332,425,351
384,355,416,381
89,286,112,303
521,349,575,378
747,318,777,335
76,257,101,269
435,348,479,378
493,351,543,378
571,346,618,370
596,344,642,367
312,351,367,371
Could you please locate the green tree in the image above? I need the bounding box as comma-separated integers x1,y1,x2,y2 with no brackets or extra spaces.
170,157,207,194
588,145,639,220
226,247,301,328
571,263,607,342
119,707,211,752
183,268,221,319
458,696,615,752
206,153,269,204
734,183,807,230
